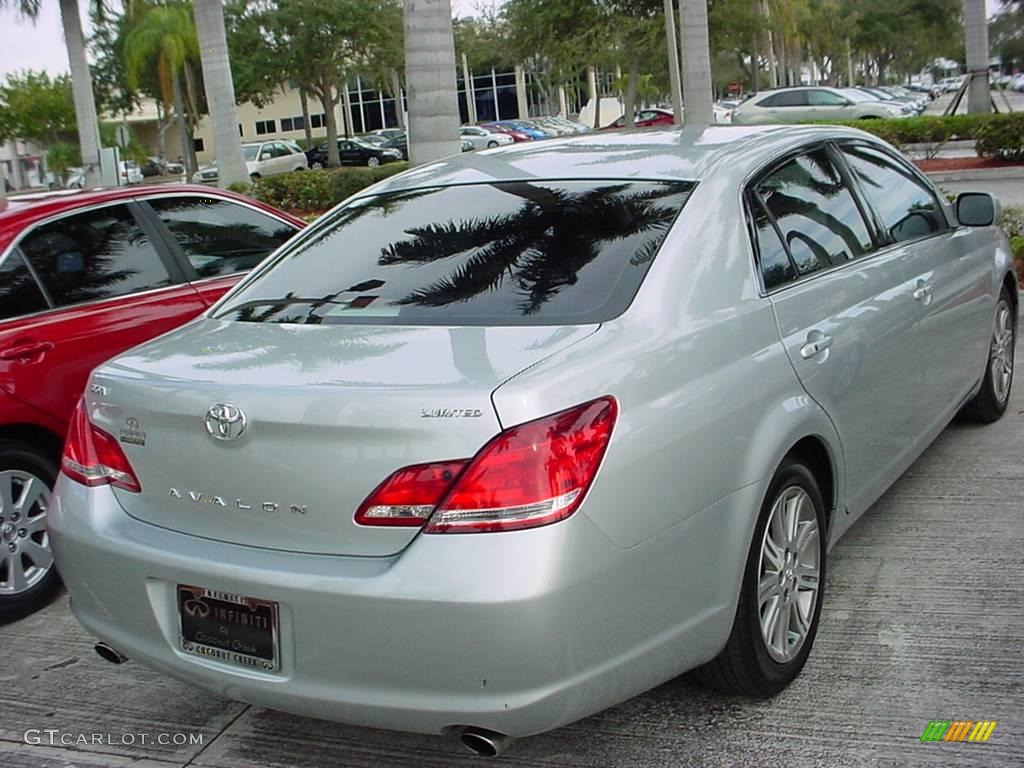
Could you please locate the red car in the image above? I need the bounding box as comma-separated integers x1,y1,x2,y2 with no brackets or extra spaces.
0,185,303,620
480,123,533,142
602,107,676,130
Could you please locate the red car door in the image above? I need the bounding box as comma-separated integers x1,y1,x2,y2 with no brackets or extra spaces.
0,202,204,430
139,193,303,307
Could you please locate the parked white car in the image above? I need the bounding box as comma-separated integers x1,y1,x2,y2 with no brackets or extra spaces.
459,126,515,150
192,141,308,183
117,161,143,185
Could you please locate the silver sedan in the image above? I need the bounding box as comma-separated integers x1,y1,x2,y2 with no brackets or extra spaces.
49,126,1016,756
459,125,515,149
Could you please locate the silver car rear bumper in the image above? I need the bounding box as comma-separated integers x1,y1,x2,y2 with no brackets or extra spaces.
49,476,758,737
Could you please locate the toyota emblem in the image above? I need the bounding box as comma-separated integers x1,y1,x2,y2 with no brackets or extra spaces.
204,403,247,441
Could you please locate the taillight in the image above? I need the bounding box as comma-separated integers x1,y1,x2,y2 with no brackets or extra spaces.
355,460,469,526
354,397,617,534
61,399,142,492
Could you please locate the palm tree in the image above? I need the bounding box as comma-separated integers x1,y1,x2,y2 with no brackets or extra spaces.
963,0,991,114
403,0,461,165
192,0,247,187
124,2,200,176
2,0,103,188
678,0,713,125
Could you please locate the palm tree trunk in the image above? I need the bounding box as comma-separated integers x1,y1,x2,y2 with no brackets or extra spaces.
403,0,461,166
59,0,102,188
193,0,248,187
319,87,341,167
663,0,683,122
390,69,406,129
623,56,639,129
299,87,313,146
963,0,992,114
0,161,8,210
678,0,713,126
172,72,192,177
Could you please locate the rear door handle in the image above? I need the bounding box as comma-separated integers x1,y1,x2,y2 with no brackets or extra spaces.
799,334,833,360
0,341,54,361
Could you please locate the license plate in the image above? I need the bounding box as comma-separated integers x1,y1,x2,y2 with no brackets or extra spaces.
177,585,279,672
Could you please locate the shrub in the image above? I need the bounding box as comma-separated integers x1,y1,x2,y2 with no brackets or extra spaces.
248,163,409,214
804,114,993,157
974,114,1024,161
999,206,1024,280
226,181,252,196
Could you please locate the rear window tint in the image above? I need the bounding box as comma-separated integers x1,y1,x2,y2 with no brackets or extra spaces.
215,180,695,326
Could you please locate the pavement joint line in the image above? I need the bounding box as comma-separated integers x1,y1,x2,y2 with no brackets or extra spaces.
0,738,186,767
182,703,252,768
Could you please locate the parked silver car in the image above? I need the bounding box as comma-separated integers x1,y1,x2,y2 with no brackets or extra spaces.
732,86,908,124
50,126,1016,754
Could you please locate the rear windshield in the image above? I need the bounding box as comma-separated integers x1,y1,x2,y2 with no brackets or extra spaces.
214,179,695,326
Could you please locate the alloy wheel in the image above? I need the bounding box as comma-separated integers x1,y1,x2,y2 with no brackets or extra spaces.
0,469,53,596
757,485,821,664
990,299,1014,405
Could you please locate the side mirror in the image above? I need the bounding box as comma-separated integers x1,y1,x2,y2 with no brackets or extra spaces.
956,192,1000,227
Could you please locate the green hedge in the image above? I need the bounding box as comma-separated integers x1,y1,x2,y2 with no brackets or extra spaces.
975,114,1024,161
242,163,409,213
805,114,992,154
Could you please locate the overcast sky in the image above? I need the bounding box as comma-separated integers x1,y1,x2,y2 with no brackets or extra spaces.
0,0,1004,81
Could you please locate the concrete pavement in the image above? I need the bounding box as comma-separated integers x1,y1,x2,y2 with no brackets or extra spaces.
2,353,1023,767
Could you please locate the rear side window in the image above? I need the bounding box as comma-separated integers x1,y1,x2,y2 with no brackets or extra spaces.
19,204,172,307
146,197,297,277
215,180,695,326
0,250,49,320
769,91,809,108
838,144,947,243
756,149,872,276
749,196,796,290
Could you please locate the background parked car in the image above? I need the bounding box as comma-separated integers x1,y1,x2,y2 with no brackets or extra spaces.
459,125,515,149
192,141,308,183
732,86,907,124
305,138,403,168
0,185,303,621
602,107,676,130
492,119,552,140
480,123,533,142
117,160,143,185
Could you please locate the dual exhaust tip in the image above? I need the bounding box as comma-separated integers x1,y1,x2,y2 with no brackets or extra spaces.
93,642,129,665
456,727,511,757
94,645,511,757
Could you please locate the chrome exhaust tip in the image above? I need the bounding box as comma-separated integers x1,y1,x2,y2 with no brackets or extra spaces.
94,642,129,664
457,727,511,757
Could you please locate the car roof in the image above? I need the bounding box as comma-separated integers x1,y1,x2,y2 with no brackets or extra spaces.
0,184,303,249
360,124,886,194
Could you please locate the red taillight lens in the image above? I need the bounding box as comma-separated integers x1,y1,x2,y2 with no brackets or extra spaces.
61,399,142,493
355,460,470,526
356,396,617,533
427,396,617,533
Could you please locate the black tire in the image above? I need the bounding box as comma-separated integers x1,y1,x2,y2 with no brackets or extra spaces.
250,173,261,182
487,140,499,148
694,456,826,697
960,286,1015,423
0,440,62,624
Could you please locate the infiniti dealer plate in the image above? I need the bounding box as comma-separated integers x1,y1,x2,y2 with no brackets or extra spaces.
177,585,279,672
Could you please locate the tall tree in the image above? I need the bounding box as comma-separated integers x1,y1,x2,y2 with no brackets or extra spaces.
124,2,202,175
963,0,990,113
193,0,247,187
1,1,104,187
404,0,461,165
679,0,713,124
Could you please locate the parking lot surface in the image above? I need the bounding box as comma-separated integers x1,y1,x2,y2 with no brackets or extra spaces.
2,341,1023,768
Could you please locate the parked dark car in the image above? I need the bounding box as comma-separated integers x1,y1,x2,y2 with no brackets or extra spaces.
305,138,403,168
383,134,408,160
